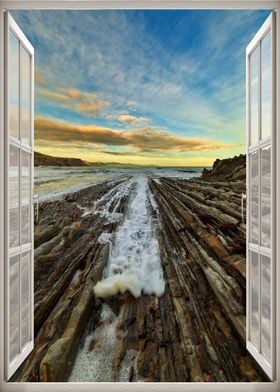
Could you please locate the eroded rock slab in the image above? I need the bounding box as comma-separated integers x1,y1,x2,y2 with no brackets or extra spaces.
12,166,267,382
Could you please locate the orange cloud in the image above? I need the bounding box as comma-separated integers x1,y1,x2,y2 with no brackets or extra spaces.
38,87,109,116
118,114,149,125
35,116,235,153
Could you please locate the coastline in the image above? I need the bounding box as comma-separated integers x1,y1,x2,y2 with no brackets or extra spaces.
12,154,267,382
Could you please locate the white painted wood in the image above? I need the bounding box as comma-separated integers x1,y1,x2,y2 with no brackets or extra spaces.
1,382,280,392
4,12,34,381
0,0,280,9
0,1,279,391
0,5,6,390
246,12,276,380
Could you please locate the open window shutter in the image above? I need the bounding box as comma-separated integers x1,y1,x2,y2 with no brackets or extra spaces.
4,12,34,380
246,12,276,380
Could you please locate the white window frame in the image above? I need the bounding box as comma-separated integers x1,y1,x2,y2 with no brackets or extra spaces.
4,12,35,380
0,1,280,391
246,13,276,380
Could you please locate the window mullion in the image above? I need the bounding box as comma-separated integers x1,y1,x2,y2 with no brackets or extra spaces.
18,41,22,354
258,40,262,354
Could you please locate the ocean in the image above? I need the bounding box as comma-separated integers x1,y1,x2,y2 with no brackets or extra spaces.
34,166,205,202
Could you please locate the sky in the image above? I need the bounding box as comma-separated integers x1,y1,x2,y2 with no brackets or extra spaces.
12,9,270,166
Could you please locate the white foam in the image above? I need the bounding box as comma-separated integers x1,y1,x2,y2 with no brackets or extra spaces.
69,304,121,382
94,273,142,298
149,191,159,213
106,212,123,223
97,179,132,217
98,232,112,245
153,178,162,184
94,177,165,299
118,349,137,382
81,178,132,221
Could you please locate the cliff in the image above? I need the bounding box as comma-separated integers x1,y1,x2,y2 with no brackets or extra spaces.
201,154,246,181
34,151,87,167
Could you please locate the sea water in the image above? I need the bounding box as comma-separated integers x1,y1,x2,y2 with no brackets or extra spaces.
35,166,204,202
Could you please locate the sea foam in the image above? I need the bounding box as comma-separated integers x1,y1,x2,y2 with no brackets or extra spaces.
94,177,165,299
94,273,142,298
69,304,120,381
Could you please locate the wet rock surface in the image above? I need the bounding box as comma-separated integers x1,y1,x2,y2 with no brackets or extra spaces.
12,161,267,382
12,178,131,382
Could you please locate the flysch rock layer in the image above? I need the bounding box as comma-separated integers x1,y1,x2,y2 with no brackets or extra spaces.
12,155,267,382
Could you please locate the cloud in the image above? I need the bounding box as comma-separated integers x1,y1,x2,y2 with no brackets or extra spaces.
37,86,109,116
35,69,48,87
126,100,138,110
76,101,109,115
100,150,136,156
35,116,235,152
118,114,149,126
12,9,270,153
105,113,149,126
104,113,149,126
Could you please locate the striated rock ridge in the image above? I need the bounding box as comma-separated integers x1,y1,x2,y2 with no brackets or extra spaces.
12,178,132,381
12,155,267,383
91,173,263,383
202,154,245,181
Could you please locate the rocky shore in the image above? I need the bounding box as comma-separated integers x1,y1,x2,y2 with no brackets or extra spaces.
12,155,267,382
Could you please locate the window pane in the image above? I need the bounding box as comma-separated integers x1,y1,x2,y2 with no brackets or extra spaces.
261,255,271,362
21,45,31,146
261,31,272,140
9,145,19,248
9,31,19,139
21,252,31,348
21,151,31,244
261,146,271,248
9,255,20,362
250,151,259,244
250,46,259,146
250,251,259,349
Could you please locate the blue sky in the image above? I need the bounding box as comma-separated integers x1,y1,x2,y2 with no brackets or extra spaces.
12,10,270,166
